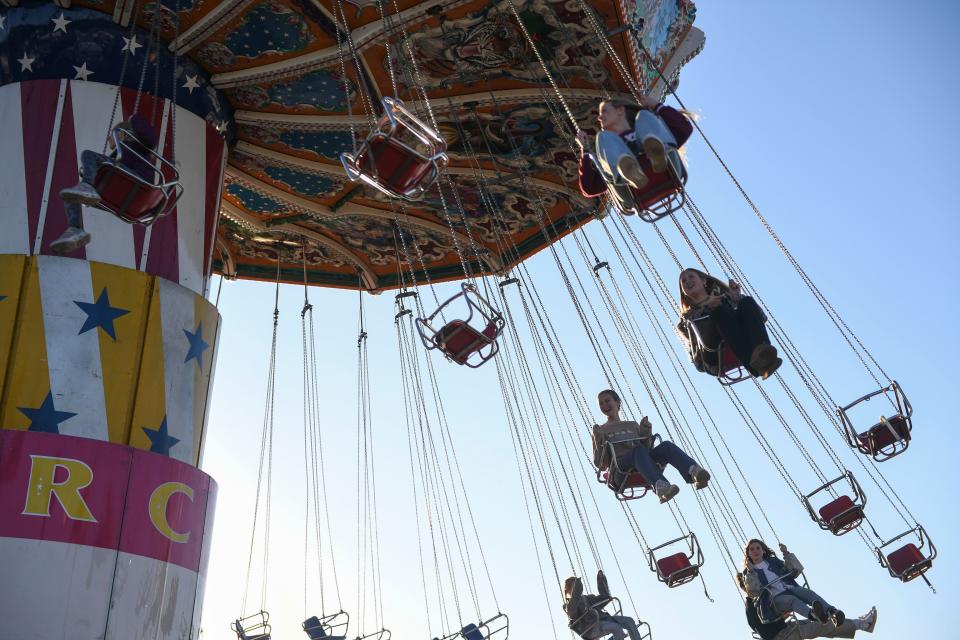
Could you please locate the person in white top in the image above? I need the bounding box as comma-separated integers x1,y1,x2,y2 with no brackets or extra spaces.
740,539,874,631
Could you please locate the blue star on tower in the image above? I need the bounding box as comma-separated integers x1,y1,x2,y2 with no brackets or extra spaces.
18,392,77,433
142,417,180,456
183,321,209,369
75,288,130,341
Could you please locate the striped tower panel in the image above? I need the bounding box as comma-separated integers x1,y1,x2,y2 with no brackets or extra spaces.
0,84,29,254
0,81,226,296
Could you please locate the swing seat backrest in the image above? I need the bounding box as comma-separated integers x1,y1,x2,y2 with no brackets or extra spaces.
886,543,932,582
434,320,497,364
460,624,485,640
357,132,437,196
93,163,168,223
818,495,863,535
656,552,698,586
858,415,911,453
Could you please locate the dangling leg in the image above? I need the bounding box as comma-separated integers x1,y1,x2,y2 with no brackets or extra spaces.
60,150,108,205
649,440,710,489
785,586,842,625
616,444,678,503
606,616,643,640
589,619,626,640
49,200,91,254
595,131,648,190
735,296,781,378
634,110,677,174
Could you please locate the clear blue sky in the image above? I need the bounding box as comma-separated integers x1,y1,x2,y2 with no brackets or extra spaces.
199,1,959,638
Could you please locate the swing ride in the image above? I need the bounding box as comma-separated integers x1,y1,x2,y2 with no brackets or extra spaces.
0,0,942,638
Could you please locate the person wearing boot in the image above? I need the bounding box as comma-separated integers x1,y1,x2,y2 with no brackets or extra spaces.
677,268,782,380
51,114,159,253
592,389,710,504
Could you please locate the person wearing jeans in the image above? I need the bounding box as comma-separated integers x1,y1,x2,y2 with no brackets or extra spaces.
593,389,710,503
678,268,783,379
741,539,868,628
576,96,693,214
564,571,644,640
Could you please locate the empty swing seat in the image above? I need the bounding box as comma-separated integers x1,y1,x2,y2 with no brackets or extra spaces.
818,495,864,535
886,543,933,583
858,415,911,453
355,136,437,197
303,616,347,640
341,96,447,201
434,320,498,365
656,552,699,587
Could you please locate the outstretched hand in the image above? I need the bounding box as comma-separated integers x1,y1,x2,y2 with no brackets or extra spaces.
778,543,788,554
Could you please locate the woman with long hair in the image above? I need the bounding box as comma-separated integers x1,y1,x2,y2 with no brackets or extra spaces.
742,539,875,628
677,267,782,379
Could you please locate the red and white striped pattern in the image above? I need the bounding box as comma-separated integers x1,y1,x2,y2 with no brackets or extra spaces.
0,80,227,295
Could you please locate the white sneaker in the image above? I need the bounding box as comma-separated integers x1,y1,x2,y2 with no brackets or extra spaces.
689,465,710,489
50,226,92,254
60,181,101,205
617,155,649,190
858,607,877,633
653,479,679,503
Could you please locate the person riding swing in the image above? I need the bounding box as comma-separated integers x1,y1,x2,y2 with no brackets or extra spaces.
51,114,160,253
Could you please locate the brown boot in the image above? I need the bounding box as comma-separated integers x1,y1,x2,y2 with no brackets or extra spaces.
761,357,783,380
749,344,777,372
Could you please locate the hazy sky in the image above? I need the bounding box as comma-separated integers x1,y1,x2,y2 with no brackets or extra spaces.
199,1,959,638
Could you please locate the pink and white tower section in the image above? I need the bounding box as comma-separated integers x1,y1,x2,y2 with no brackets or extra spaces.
0,4,230,639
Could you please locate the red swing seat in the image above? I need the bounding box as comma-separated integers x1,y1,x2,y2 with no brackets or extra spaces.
656,552,699,587
838,381,913,462
416,283,504,368
817,495,864,535
90,127,182,225
648,532,704,588
680,316,751,385
610,152,687,223
802,471,867,536
341,97,448,201
595,436,663,500
433,319,499,365
876,525,935,586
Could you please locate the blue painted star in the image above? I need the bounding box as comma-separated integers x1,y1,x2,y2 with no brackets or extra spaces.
18,392,76,433
142,417,180,456
75,288,130,341
0,294,6,302
183,321,209,368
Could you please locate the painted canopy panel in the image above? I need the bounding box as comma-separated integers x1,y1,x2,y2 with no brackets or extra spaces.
5,0,702,291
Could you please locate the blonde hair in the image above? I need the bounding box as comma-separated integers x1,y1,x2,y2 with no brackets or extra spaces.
678,268,730,314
